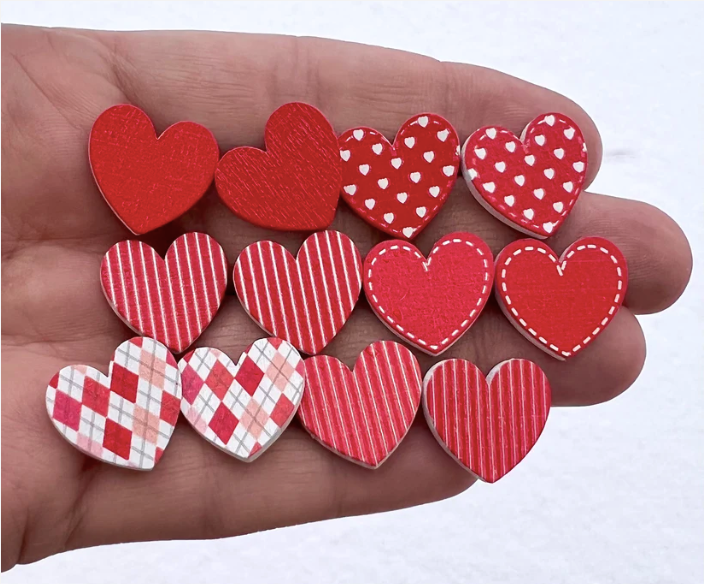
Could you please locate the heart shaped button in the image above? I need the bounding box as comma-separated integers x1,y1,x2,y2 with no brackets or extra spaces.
215,102,342,230
46,337,182,470
495,237,627,359
339,113,460,239
364,233,494,355
178,338,305,462
462,112,587,238
298,341,422,468
233,231,362,355
423,358,551,482
89,105,220,235
100,233,228,354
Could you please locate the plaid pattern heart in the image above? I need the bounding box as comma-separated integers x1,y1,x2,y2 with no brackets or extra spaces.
45,337,182,470
178,338,305,461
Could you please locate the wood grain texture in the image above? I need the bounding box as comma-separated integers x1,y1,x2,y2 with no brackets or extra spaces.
233,230,362,355
45,337,182,470
100,233,228,354
298,340,422,469
339,113,460,240
461,112,587,238
495,237,627,360
178,338,305,462
215,102,342,230
364,233,494,355
423,358,551,483
89,104,220,235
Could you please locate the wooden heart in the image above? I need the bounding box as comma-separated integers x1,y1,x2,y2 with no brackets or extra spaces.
423,358,551,482
100,232,228,354
215,102,342,230
364,233,494,355
46,337,182,470
462,112,587,238
298,341,422,468
495,237,627,359
233,231,362,355
178,338,305,462
89,104,220,234
339,113,459,239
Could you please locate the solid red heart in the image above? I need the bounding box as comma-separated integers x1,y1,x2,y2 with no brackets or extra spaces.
298,340,422,468
89,104,220,235
215,102,342,230
364,233,494,355
100,232,228,353
462,112,587,238
495,237,627,360
233,231,362,355
339,113,460,240
423,358,551,483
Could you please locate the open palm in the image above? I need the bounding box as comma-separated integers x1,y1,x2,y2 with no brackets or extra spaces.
1,24,692,571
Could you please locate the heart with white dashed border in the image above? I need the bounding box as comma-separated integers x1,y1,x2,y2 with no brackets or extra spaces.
339,113,460,240
461,112,587,238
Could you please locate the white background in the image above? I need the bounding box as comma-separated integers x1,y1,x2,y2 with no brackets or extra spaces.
2,2,703,583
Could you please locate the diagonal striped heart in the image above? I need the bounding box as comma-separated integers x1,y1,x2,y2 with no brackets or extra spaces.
423,358,551,482
298,340,422,468
100,232,228,353
233,231,362,355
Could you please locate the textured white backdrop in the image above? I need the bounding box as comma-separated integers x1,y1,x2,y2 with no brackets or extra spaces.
2,2,703,583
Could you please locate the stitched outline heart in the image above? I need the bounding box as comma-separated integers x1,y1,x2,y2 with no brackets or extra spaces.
495,237,627,360
89,104,220,235
100,232,228,354
423,358,551,483
46,337,182,470
298,340,422,468
364,232,494,355
339,113,460,240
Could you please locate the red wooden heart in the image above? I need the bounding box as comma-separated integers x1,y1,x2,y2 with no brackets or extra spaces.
423,358,551,483
89,104,220,235
46,337,182,470
495,237,627,360
462,112,587,238
233,231,362,355
215,102,342,230
298,341,422,468
339,114,460,240
364,233,494,355
100,232,228,353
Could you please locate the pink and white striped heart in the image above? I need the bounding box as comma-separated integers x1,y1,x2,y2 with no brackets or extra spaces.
100,232,228,354
423,358,551,482
298,340,422,468
233,230,362,355
178,338,305,462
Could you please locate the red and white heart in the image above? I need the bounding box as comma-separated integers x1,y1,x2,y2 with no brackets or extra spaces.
90,104,220,235
101,232,228,354
364,233,494,355
495,237,627,360
298,340,422,468
178,338,305,462
234,230,362,355
215,102,342,231
45,337,182,470
423,358,551,483
461,112,587,238
339,114,460,240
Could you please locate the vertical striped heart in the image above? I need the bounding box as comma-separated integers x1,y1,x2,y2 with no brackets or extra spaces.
423,359,551,483
233,230,362,355
298,341,422,468
100,232,228,354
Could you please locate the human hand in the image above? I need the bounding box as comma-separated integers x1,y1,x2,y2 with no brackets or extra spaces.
1,24,692,570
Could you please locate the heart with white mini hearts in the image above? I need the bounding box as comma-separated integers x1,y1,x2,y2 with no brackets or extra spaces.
461,112,587,238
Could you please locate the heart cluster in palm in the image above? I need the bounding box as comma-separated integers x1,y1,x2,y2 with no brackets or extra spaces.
45,102,626,482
